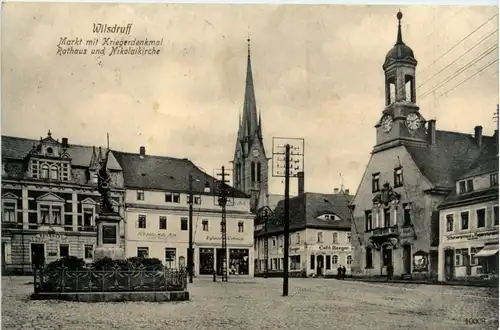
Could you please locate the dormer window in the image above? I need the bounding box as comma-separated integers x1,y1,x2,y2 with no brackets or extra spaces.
317,214,341,221
41,164,49,179
458,179,474,194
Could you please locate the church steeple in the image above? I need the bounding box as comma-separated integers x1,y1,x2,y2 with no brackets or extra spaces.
233,37,268,213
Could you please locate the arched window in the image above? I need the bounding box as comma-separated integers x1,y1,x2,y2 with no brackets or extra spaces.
257,162,261,183
50,166,59,180
347,255,352,265
251,162,255,183
332,255,338,265
41,165,49,179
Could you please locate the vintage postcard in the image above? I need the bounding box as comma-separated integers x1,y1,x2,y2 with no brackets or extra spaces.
1,2,499,329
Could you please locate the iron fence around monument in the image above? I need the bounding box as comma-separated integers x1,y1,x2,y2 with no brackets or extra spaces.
34,265,187,293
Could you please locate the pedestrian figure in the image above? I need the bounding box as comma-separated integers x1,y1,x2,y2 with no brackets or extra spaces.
387,264,394,281
342,265,347,280
337,265,342,280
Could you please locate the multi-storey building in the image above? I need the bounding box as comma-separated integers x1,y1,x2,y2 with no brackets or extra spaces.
1,131,125,274
350,11,498,280
113,147,255,276
254,174,354,277
438,155,499,281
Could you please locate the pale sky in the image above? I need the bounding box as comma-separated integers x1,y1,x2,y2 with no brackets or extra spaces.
1,3,498,196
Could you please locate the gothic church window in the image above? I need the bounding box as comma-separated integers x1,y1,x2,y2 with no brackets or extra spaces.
257,162,261,182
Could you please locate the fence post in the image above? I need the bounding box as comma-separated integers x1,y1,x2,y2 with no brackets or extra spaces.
61,267,65,293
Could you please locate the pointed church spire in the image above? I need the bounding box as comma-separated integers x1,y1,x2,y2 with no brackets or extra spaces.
240,37,259,140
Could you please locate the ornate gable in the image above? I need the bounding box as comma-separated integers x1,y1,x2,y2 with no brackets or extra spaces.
81,197,98,205
2,192,19,201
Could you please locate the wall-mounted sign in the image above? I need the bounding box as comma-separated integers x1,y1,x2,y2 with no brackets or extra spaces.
137,232,177,240
30,233,67,243
413,250,429,272
317,245,351,252
206,235,244,241
400,227,415,239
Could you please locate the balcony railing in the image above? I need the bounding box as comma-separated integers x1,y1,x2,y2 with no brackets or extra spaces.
371,226,399,238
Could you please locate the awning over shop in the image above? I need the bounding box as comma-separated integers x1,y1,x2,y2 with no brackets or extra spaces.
475,244,499,258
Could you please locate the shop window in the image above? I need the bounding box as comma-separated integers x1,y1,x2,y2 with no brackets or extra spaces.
137,247,149,258
159,216,167,230
202,220,209,231
181,217,188,231
165,248,176,269
137,215,147,229
229,249,249,275
84,245,93,259
476,209,486,228
59,244,69,258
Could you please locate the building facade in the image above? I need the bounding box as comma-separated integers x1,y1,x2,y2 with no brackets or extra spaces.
113,147,255,276
232,39,269,213
350,11,498,280
254,181,354,277
438,157,499,281
1,131,125,274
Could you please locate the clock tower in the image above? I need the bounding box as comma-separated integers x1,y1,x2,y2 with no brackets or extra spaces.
374,11,428,153
233,38,268,212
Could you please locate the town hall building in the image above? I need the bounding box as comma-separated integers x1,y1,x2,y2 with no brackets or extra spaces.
350,11,498,281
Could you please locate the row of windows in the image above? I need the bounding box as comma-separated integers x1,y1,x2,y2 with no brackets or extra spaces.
136,247,178,268
261,232,351,247
310,255,352,270
445,206,499,232
454,247,486,267
31,161,70,181
259,255,353,271
136,191,202,205
457,173,498,195
30,243,94,260
2,202,95,228
136,215,245,233
364,203,412,231
372,167,403,192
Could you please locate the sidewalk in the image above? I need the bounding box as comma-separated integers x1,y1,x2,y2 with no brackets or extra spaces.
342,276,498,288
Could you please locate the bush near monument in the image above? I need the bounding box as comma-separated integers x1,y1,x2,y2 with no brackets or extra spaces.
36,256,186,293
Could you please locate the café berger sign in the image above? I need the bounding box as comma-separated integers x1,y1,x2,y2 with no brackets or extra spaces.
315,245,351,252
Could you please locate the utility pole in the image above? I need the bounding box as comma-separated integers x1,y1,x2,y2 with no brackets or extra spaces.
188,174,194,283
216,166,231,282
272,137,305,297
283,144,290,296
264,207,269,279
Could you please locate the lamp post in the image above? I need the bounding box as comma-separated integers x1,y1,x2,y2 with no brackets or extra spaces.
188,174,211,284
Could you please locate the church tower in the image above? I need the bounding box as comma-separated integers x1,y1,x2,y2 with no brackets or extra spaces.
374,11,428,153
233,38,268,213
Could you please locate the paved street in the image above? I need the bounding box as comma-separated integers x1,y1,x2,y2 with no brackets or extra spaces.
2,276,498,330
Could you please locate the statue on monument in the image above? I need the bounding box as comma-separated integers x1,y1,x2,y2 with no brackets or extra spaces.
97,148,114,214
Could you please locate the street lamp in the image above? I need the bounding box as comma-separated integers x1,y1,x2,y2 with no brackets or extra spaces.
188,174,211,284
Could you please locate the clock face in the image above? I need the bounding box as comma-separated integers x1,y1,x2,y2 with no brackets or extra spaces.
380,115,393,133
252,149,259,157
406,113,421,130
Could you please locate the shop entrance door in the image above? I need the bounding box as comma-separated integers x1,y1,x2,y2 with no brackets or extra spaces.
316,255,324,277
403,245,411,274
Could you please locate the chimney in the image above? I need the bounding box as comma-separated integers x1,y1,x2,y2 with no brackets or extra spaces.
345,189,350,195
297,171,305,196
61,137,69,148
428,119,436,145
139,146,146,158
334,188,339,194
474,125,483,147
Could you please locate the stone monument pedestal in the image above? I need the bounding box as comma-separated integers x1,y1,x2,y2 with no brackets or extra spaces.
94,212,125,261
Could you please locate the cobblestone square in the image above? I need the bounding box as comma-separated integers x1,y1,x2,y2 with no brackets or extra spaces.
2,276,498,330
